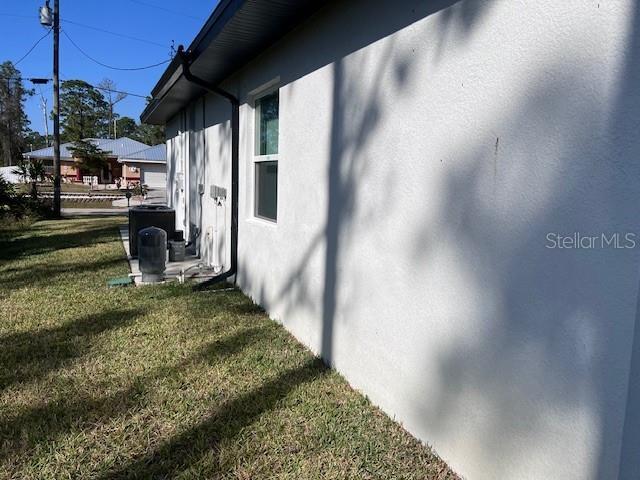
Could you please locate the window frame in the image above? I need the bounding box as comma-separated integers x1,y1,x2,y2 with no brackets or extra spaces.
252,84,280,223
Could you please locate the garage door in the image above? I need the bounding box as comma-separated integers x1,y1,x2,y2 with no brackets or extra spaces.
142,168,166,189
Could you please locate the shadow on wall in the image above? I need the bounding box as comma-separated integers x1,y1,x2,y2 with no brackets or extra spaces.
271,0,494,359
246,0,640,479
408,55,640,478
616,2,640,479
409,2,640,478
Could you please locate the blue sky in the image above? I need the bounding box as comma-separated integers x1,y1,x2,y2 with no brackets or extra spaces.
1,0,218,134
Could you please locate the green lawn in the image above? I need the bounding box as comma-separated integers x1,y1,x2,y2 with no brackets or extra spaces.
60,199,122,209
0,217,457,479
17,183,91,194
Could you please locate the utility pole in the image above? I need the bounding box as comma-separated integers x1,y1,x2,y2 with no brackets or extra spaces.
52,0,61,217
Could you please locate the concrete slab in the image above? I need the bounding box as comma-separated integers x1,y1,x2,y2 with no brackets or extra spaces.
119,224,222,286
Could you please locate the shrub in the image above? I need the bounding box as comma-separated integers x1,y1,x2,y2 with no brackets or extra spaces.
0,173,52,225
131,183,148,197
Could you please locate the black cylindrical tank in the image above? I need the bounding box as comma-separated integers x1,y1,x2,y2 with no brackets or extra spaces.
138,226,167,283
129,205,175,257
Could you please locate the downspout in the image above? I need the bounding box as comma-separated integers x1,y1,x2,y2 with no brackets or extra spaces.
177,45,239,290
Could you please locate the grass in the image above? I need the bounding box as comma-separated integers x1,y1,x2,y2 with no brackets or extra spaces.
60,199,122,209
16,183,90,194
47,182,92,193
0,217,457,479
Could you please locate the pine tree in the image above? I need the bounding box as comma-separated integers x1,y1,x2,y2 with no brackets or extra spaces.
0,62,33,166
59,80,110,141
68,139,111,175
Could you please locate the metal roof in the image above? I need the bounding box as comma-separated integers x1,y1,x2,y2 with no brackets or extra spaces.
100,137,151,158
118,144,166,164
23,137,151,160
141,0,327,125
24,141,75,160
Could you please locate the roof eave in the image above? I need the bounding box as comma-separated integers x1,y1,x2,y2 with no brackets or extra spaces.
140,0,327,126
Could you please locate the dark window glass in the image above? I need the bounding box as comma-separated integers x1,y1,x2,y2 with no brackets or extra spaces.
256,91,279,155
255,161,277,221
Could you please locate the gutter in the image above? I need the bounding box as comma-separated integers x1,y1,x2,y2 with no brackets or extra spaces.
177,45,239,290
141,0,243,124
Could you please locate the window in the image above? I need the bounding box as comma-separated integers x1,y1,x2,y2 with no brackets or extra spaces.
255,161,278,221
255,91,279,156
254,89,279,221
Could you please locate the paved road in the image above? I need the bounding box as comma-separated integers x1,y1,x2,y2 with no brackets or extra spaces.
143,189,167,205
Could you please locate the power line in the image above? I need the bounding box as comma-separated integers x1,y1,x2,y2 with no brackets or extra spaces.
126,0,201,21
62,30,171,71
58,75,149,98
0,75,149,99
1,12,169,49
14,29,52,66
61,19,168,49
88,83,148,99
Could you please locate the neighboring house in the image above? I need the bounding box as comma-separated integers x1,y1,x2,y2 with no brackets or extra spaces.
23,137,150,184
118,144,166,189
141,1,640,479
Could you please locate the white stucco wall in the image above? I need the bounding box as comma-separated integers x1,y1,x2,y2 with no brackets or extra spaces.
166,113,187,236
164,1,640,478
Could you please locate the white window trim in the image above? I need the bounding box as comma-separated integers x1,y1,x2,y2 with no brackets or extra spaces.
251,81,280,223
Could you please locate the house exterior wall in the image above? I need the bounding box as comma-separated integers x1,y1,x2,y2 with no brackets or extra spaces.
167,113,189,237
122,164,141,182
60,161,78,179
164,1,640,479
56,157,135,183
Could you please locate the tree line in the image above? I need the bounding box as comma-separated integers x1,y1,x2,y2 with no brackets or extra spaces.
0,61,164,167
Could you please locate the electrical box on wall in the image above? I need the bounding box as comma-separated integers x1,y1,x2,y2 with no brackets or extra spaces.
198,183,205,195
210,185,227,200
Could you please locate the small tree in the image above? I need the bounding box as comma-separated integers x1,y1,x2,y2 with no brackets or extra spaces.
14,158,46,199
27,159,46,199
98,78,127,139
0,172,16,208
68,140,111,177
12,158,29,183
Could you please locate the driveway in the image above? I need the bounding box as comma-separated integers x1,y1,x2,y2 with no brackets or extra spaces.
143,188,167,205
